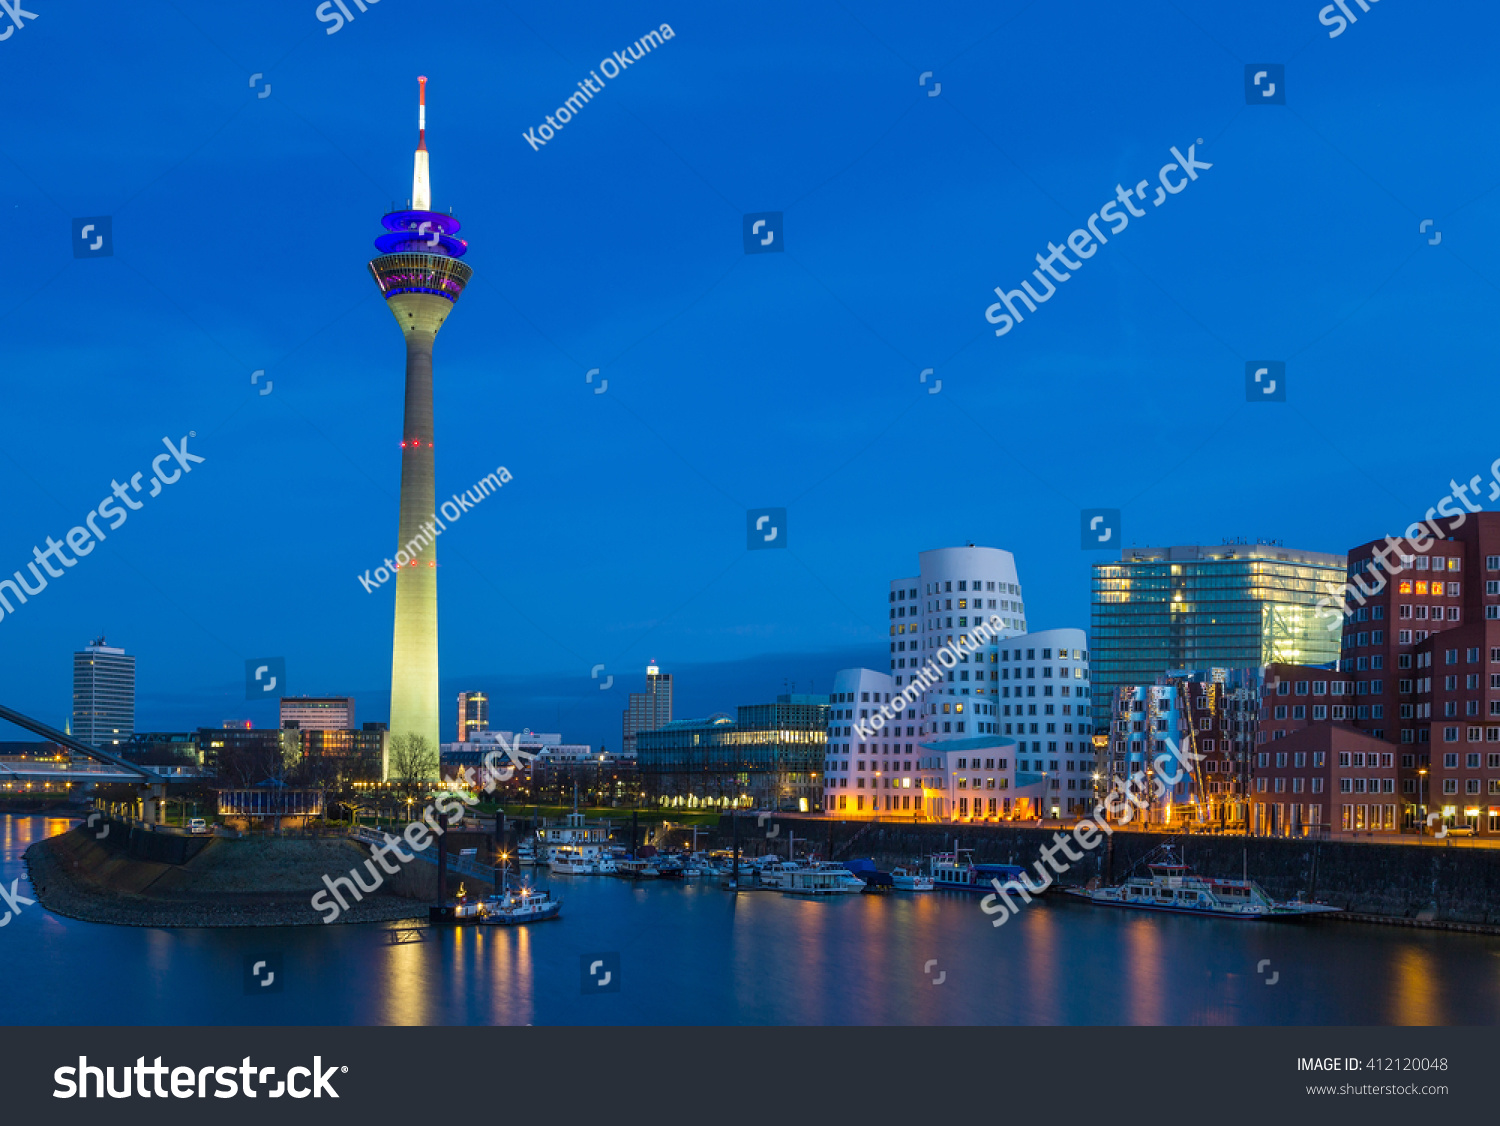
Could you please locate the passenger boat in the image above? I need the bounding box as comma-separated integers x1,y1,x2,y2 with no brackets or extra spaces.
550,846,597,874
758,862,866,895
537,812,611,866
1062,847,1341,920
927,848,1032,893
890,867,934,891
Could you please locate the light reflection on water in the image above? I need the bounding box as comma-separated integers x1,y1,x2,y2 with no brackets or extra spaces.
3,815,1496,1026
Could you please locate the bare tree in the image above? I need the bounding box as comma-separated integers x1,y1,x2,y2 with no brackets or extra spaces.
389,733,438,801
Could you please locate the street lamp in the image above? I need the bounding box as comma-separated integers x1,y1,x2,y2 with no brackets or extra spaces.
1418,768,1428,835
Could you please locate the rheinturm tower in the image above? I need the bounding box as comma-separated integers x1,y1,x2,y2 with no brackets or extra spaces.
369,76,472,755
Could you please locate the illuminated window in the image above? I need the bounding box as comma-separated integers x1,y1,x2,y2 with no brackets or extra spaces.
1399,581,1412,594
1416,581,1428,595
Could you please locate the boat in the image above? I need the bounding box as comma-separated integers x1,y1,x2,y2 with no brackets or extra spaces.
517,841,537,867
927,848,1032,893
656,855,686,880
890,867,934,891
549,846,597,874
536,785,613,867
1062,846,1341,921
613,857,661,879
595,856,618,874
758,862,867,895
480,865,562,926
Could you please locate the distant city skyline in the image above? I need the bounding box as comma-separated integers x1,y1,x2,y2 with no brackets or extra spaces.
4,3,1497,774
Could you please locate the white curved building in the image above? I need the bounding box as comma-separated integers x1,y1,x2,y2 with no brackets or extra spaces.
824,547,1095,821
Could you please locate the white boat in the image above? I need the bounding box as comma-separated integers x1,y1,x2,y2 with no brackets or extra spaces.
550,846,597,874
595,856,618,874
1063,846,1341,921
517,842,537,868
890,867,934,891
758,862,866,896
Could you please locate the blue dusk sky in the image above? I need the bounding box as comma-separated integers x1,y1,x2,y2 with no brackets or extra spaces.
2,0,1498,747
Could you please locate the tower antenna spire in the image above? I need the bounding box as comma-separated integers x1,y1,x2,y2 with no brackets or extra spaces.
413,75,431,210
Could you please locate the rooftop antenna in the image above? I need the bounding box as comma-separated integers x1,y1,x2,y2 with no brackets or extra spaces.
412,75,431,210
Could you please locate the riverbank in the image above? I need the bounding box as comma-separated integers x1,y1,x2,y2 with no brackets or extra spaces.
728,815,1500,932
25,821,425,928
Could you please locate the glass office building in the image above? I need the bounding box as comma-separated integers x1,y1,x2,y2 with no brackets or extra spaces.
1090,543,1345,729
636,694,829,810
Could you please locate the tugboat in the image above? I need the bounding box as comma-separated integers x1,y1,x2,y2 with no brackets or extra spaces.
481,864,562,926
1063,845,1340,920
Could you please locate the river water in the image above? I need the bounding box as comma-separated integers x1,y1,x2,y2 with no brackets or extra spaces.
5,815,1497,1025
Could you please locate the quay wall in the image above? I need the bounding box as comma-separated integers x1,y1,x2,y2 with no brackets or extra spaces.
714,816,1500,925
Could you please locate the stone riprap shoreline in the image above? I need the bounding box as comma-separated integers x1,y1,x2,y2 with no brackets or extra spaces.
25,823,426,928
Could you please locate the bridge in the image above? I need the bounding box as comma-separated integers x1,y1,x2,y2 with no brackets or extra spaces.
0,761,159,784
0,702,172,820
0,702,160,780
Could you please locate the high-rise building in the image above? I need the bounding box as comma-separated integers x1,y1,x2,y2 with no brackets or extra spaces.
279,696,355,731
371,76,473,754
1090,543,1345,731
621,662,672,757
72,636,135,747
456,691,488,741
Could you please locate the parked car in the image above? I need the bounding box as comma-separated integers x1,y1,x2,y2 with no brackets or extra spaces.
188,818,208,834
1443,824,1475,838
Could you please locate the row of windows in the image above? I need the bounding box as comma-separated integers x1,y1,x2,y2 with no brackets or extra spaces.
1395,605,1461,621
1394,581,1460,595
1260,776,1326,793
919,580,1020,596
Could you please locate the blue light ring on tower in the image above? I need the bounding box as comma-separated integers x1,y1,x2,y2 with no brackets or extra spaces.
369,253,473,302
374,230,469,256
380,209,464,240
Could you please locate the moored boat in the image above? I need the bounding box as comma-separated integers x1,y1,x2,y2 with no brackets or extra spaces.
1062,846,1341,921
550,846,597,874
890,867,934,891
759,861,866,895
927,848,1032,893
480,865,562,926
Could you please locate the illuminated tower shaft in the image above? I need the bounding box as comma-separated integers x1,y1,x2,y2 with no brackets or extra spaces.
368,76,472,756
